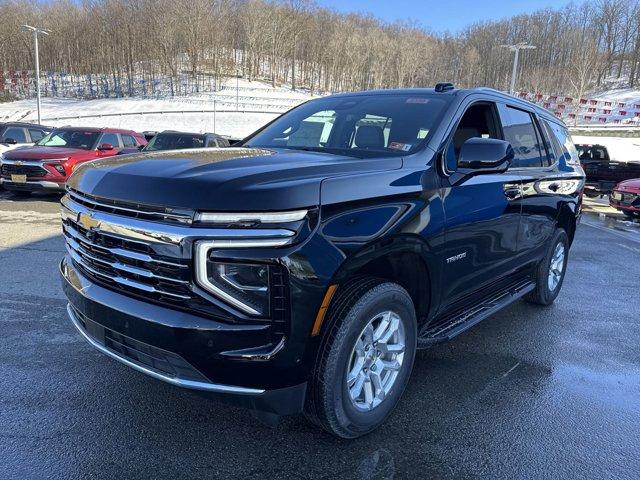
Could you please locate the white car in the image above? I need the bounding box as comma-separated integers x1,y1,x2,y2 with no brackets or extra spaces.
0,122,51,156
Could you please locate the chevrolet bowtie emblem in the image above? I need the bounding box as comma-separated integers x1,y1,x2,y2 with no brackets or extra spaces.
77,212,100,231
15,161,23,166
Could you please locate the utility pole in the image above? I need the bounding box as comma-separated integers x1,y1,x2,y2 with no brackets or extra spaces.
501,42,536,95
21,25,50,125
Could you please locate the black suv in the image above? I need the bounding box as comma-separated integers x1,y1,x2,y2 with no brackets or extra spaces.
60,85,585,438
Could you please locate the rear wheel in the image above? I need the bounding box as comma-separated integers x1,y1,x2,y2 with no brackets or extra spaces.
525,229,569,306
623,210,639,220
304,279,417,438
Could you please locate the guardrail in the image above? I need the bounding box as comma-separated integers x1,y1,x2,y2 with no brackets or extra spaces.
39,108,285,122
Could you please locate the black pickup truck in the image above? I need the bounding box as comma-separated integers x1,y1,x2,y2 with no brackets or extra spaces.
575,141,640,196
60,85,585,438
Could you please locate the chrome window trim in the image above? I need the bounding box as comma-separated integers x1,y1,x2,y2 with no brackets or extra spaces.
194,238,291,316
66,304,265,395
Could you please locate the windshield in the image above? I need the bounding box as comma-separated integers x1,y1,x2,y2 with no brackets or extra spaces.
242,94,448,158
144,133,206,151
36,130,100,150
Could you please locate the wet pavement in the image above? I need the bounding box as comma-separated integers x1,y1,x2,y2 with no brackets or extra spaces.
1,190,639,479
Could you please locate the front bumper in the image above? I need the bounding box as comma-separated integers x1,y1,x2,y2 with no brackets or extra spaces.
610,190,640,213
0,177,65,191
61,257,307,415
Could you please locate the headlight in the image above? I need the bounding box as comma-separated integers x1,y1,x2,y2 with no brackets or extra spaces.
207,262,270,316
194,238,290,316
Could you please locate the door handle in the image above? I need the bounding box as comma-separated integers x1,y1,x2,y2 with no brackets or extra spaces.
504,187,521,200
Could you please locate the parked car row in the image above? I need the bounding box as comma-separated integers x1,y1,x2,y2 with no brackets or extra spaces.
0,123,233,195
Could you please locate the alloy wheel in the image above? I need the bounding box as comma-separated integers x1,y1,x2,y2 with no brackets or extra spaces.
346,311,406,412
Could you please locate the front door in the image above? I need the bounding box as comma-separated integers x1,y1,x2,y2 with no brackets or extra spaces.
439,101,523,310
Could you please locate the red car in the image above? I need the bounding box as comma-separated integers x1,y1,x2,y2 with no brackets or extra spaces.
610,178,640,219
0,127,146,194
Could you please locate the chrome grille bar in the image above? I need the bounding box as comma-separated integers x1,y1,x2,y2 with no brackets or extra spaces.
65,234,189,286
61,195,295,245
63,222,187,269
65,244,191,300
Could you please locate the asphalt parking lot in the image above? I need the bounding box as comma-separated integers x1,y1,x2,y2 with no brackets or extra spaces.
1,190,639,480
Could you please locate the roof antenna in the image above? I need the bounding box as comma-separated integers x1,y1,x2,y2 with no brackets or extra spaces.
435,82,455,93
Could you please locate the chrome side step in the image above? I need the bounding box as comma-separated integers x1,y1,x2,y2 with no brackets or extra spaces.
418,279,535,346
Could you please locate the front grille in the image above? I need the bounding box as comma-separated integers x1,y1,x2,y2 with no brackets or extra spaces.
63,218,192,304
613,191,640,206
622,192,639,205
62,191,291,324
1,163,48,177
67,187,194,225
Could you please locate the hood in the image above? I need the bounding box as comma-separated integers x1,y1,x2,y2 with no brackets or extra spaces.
616,178,640,190
67,147,403,211
3,145,90,160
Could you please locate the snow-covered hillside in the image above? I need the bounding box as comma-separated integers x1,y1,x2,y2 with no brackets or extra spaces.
0,78,316,139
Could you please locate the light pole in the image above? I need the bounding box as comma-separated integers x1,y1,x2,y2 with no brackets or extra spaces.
21,24,50,125
501,42,536,95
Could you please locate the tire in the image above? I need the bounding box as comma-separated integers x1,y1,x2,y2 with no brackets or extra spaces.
525,229,569,306
304,278,417,439
623,210,638,220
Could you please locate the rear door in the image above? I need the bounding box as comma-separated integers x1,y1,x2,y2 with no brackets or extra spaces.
440,99,523,309
498,104,560,259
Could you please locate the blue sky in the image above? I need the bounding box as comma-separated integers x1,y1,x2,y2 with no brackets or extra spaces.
315,0,577,32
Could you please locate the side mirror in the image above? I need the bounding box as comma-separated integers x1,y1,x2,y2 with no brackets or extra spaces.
2,138,18,145
458,137,514,173
98,143,114,151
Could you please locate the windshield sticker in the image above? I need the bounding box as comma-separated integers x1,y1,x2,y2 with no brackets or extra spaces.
389,142,412,152
406,98,430,104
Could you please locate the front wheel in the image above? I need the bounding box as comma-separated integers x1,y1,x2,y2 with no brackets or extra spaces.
525,229,569,306
304,279,417,438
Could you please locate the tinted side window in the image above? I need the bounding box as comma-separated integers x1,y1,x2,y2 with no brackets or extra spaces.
2,127,27,143
538,119,560,166
122,134,137,148
206,137,218,147
502,107,544,168
29,129,46,142
99,133,120,147
445,102,502,171
545,121,580,164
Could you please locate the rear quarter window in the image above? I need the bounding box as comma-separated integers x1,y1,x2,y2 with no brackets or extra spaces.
501,106,545,168
545,120,580,165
